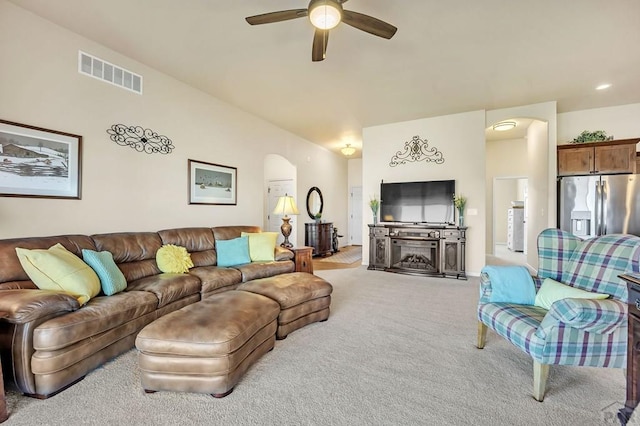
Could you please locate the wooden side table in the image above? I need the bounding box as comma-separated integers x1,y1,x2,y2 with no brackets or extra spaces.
292,246,314,274
0,312,8,423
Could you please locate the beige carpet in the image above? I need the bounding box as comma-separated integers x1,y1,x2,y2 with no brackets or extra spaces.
316,246,362,264
3,266,638,425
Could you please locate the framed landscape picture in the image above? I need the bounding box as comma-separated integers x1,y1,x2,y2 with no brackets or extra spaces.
188,159,237,205
0,120,82,199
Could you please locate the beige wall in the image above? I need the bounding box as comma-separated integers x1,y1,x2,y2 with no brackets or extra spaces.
0,2,347,239
485,138,527,251
347,158,363,244
557,103,640,146
362,110,486,275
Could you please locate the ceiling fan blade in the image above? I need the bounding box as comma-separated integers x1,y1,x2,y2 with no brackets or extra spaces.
312,29,329,62
246,9,308,25
342,10,397,39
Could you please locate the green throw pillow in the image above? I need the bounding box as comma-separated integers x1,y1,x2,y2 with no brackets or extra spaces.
82,249,127,296
15,243,101,306
216,236,251,267
241,232,278,262
156,244,194,273
534,278,609,310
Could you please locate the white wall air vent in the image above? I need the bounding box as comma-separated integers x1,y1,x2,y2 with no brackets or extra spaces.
78,51,143,95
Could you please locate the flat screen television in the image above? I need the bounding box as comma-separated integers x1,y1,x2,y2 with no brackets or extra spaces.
380,180,456,224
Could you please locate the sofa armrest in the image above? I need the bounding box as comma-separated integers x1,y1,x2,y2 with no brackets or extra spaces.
0,289,79,324
537,298,627,337
275,246,294,261
479,271,493,304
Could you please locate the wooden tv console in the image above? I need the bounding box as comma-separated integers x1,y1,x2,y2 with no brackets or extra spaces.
368,224,466,279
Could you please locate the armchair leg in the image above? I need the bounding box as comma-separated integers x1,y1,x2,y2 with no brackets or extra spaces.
533,361,550,402
477,321,487,349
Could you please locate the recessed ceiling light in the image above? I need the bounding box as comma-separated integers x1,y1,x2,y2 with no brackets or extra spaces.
493,121,516,132
596,83,612,90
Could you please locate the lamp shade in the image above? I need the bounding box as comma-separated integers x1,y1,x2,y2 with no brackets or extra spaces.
273,195,299,216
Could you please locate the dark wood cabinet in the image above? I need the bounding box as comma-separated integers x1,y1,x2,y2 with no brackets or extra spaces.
368,226,390,270
557,138,639,176
368,224,466,279
305,222,333,257
619,275,640,425
440,229,466,279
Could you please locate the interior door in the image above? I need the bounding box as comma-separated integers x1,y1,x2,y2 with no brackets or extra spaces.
268,179,296,246
350,186,363,245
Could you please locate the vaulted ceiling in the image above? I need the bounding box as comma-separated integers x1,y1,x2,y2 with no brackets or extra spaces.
9,0,640,155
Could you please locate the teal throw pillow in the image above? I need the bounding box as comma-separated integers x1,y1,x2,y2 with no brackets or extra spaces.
82,249,127,296
216,236,251,267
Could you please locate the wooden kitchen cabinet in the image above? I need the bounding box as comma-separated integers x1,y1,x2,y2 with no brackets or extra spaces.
557,138,639,176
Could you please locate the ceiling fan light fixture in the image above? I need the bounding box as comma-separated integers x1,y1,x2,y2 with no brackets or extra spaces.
341,144,356,156
493,121,517,132
309,1,342,30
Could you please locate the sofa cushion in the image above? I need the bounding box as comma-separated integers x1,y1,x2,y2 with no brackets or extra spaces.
16,243,101,306
478,302,547,359
562,233,640,301
212,226,261,241
216,236,251,267
82,249,127,296
189,266,243,294
126,273,201,308
91,232,162,282
33,290,158,351
0,235,96,285
233,260,295,282
156,244,194,273
241,232,278,262
534,278,609,310
157,227,217,267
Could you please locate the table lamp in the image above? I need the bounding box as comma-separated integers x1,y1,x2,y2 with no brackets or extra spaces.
273,194,299,248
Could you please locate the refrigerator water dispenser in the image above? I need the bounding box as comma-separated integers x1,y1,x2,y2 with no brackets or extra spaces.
571,211,591,237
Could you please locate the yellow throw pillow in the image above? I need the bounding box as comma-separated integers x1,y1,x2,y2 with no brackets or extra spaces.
534,278,609,310
156,244,194,273
241,232,278,262
15,243,101,306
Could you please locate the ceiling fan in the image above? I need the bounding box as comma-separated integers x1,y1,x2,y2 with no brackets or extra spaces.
245,0,397,62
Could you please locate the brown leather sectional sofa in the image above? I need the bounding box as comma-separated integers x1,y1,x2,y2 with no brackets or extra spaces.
0,226,297,398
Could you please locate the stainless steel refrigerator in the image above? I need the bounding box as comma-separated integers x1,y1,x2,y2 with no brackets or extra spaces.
558,174,640,238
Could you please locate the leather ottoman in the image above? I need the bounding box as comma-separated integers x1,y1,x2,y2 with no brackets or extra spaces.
135,290,279,398
237,272,333,339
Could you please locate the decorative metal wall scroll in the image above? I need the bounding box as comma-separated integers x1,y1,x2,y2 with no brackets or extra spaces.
389,135,444,167
107,124,174,155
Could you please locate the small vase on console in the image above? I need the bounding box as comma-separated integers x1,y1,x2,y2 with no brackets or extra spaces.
370,197,380,226
454,194,466,228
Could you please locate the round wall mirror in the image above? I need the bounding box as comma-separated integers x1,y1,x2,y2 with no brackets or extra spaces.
306,187,324,220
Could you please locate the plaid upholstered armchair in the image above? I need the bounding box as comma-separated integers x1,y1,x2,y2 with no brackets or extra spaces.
477,228,640,401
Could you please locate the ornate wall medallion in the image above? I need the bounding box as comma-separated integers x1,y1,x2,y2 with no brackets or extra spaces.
107,124,174,154
390,135,444,167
